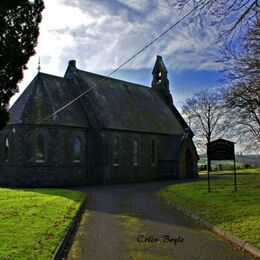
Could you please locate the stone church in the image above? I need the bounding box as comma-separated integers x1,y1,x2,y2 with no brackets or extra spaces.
0,56,199,187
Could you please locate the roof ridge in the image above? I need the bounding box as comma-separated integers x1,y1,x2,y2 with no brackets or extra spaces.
77,69,151,90
38,75,62,124
38,72,64,79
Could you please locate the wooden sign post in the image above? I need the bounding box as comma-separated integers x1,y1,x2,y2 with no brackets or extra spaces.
207,139,236,192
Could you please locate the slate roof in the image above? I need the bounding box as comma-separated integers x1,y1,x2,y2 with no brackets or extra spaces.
9,73,88,127
76,69,184,134
8,64,186,135
8,76,37,125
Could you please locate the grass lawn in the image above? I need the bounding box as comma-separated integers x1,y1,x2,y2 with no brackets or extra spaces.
199,167,260,175
0,188,86,260
158,169,260,249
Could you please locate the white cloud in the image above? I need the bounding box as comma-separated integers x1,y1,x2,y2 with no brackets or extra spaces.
11,0,223,106
116,0,151,13
55,0,221,72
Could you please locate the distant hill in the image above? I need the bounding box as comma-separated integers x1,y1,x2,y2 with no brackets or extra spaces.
198,154,260,167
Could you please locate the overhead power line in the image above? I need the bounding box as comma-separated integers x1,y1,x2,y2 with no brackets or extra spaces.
40,0,208,123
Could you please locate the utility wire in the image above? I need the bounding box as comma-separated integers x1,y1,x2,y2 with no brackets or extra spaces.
40,0,208,123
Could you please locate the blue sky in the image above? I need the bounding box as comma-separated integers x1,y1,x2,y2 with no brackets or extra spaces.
11,0,224,109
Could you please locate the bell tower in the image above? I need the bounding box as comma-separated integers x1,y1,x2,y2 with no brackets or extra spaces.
152,55,173,108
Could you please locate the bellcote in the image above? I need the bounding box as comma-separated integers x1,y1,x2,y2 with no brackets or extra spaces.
152,55,168,77
152,55,169,89
152,55,173,108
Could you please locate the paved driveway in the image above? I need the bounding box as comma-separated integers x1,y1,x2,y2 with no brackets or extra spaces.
66,180,253,260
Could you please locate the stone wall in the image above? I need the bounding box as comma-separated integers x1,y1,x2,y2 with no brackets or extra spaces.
0,124,87,187
100,130,172,184
0,125,198,187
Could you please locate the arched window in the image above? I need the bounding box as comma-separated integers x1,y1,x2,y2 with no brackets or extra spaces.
133,139,139,166
151,140,156,164
4,137,9,162
113,137,119,166
36,135,45,162
74,137,81,162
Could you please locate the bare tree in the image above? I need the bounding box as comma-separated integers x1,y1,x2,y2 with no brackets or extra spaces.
223,19,260,151
171,0,259,44
225,82,260,150
182,89,230,153
222,18,259,81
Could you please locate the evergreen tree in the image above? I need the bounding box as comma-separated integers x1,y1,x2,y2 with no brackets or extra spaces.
0,0,44,130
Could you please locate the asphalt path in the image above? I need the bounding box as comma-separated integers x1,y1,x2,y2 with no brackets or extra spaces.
66,180,253,260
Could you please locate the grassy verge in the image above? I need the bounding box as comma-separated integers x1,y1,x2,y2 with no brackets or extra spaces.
158,172,260,249
0,188,86,260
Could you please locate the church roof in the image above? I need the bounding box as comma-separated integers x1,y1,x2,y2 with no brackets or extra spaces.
9,73,88,127
8,62,186,135
75,69,183,134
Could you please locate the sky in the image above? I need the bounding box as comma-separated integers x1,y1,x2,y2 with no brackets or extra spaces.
10,0,225,109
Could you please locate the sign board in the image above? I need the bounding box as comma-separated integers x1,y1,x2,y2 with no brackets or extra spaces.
207,138,234,160
206,138,237,192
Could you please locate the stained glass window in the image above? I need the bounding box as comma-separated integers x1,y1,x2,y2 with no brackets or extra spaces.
133,139,139,166
151,140,156,164
4,137,9,162
113,137,119,166
74,137,81,162
36,135,44,162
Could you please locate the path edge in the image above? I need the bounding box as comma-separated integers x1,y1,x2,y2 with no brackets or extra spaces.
51,195,88,260
161,197,260,259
